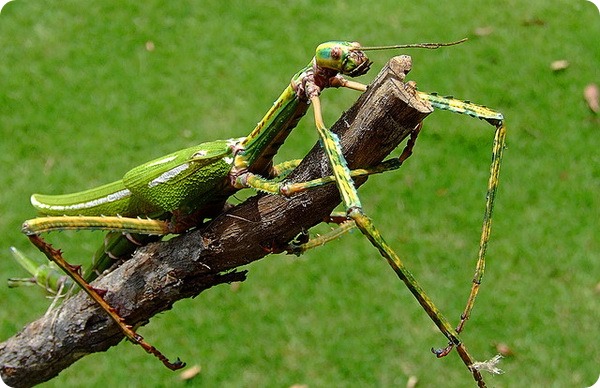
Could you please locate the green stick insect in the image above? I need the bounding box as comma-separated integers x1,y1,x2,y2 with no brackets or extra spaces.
11,40,505,385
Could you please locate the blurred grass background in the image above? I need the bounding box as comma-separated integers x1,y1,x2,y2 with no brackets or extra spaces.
0,0,598,386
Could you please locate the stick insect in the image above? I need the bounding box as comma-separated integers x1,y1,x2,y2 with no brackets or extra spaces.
11,40,505,386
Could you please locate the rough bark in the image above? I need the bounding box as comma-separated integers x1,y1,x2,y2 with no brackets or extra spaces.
0,55,432,387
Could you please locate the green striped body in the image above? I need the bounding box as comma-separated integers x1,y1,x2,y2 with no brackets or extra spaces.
31,139,236,218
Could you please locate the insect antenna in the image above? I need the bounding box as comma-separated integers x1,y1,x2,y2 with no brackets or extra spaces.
357,38,468,51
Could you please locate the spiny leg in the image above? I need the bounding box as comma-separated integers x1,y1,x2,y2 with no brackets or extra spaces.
241,97,504,384
348,211,487,382
416,92,506,357
307,94,490,385
14,217,174,295
435,121,507,358
460,121,506,331
24,217,184,370
22,215,173,235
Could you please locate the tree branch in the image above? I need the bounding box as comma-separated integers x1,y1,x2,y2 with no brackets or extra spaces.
0,55,432,387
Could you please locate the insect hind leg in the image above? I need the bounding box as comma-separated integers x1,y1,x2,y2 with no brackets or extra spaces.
27,234,185,370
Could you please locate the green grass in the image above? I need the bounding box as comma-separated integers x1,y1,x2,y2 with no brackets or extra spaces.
1,0,598,386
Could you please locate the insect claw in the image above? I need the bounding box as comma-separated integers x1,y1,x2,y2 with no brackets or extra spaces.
431,343,454,358
171,358,186,369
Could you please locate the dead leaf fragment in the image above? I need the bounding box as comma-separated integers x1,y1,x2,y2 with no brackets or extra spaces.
584,83,599,113
474,26,494,36
550,60,569,71
179,365,201,381
522,17,545,26
406,375,419,388
495,342,515,357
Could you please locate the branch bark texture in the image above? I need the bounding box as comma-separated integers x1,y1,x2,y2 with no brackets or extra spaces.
0,55,432,387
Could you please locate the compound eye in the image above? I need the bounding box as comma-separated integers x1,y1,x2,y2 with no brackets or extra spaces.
330,46,342,61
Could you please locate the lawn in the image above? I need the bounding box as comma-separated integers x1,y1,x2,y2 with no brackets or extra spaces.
0,0,598,387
